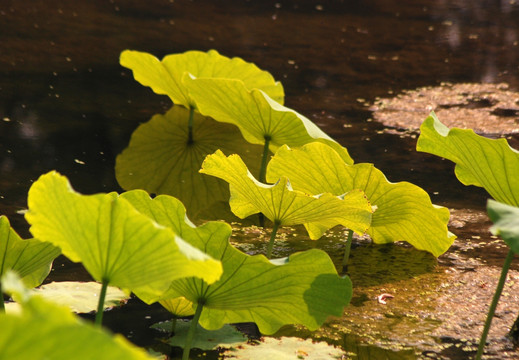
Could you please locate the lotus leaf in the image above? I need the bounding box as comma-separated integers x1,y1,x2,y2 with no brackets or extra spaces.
24,171,222,301
183,76,353,164
487,200,519,254
417,112,519,206
200,150,372,239
0,215,60,289
120,49,284,108
115,106,262,219
121,190,353,335
267,142,454,256
0,272,156,360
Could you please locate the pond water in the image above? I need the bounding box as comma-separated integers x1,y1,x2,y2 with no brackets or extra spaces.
1,1,519,359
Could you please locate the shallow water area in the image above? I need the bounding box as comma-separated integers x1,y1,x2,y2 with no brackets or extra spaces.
2,1,519,359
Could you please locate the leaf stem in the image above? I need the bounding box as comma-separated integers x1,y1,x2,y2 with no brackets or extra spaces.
259,135,271,184
94,278,109,327
182,300,205,360
342,229,354,268
171,317,177,334
0,282,4,313
187,107,195,145
266,221,280,259
476,249,515,360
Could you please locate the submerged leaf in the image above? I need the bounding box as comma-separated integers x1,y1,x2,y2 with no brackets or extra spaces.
487,200,519,254
25,171,222,301
0,272,156,360
0,216,60,288
115,106,262,219
120,49,284,108
152,320,247,350
122,191,353,335
267,143,454,256
200,150,372,238
183,76,353,163
417,112,519,206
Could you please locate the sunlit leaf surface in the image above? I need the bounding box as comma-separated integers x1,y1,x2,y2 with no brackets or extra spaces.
200,150,372,239
417,112,519,206
0,272,156,360
487,200,519,254
267,143,454,256
25,171,222,301
115,106,262,219
183,76,353,163
0,216,60,288
122,191,353,335
120,49,284,108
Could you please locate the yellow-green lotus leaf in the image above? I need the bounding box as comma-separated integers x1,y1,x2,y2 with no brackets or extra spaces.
267,142,454,256
24,171,222,301
183,76,353,163
120,49,284,108
0,216,60,288
417,112,519,206
200,150,372,239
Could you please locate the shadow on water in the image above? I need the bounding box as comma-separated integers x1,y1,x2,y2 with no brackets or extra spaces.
2,0,519,359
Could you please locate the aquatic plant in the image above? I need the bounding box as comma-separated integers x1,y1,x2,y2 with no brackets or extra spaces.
24,171,223,325
200,149,373,258
267,142,454,261
120,49,284,143
121,189,353,360
416,112,519,359
0,216,61,312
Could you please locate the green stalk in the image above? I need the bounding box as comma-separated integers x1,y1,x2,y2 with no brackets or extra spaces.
187,107,194,145
0,282,4,313
182,300,205,360
266,221,281,259
171,317,177,334
94,278,109,327
475,249,515,360
342,229,354,268
258,135,271,184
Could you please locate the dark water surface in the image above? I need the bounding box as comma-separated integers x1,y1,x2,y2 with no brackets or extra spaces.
2,1,519,359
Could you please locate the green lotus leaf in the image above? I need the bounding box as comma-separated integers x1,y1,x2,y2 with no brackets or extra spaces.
487,200,519,254
159,296,195,317
32,282,129,313
24,171,222,301
200,150,372,239
120,49,284,108
0,216,60,289
121,190,353,334
183,76,353,163
416,112,519,206
115,106,262,220
267,142,454,256
0,272,156,360
152,320,247,350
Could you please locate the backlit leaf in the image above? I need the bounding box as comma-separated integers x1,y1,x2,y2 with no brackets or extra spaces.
120,49,284,108
0,272,156,360
115,106,262,220
487,200,519,254
0,216,60,288
183,76,353,163
122,190,353,335
200,150,372,239
267,143,454,256
417,112,519,206
25,171,222,301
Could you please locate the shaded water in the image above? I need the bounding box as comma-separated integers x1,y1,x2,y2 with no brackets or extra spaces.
1,0,519,359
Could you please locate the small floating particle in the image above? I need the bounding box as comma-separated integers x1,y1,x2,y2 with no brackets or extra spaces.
74,159,85,165
377,293,394,304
